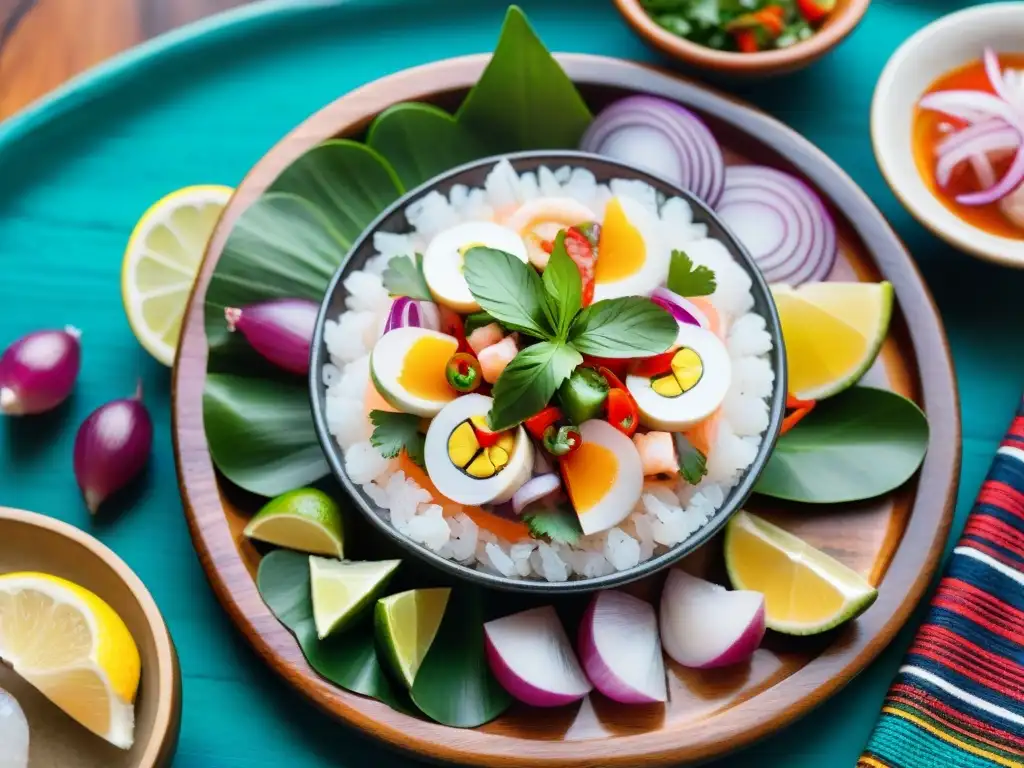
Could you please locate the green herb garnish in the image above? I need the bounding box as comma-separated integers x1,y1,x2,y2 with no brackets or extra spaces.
369,410,425,467
463,310,499,336
667,250,717,298
674,433,708,485
382,254,432,301
464,245,676,431
640,0,813,53
521,504,583,546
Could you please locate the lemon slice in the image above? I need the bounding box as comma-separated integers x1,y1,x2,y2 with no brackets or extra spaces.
724,511,877,635
770,281,893,400
309,557,400,640
122,185,233,365
0,573,141,749
244,488,345,558
375,588,450,688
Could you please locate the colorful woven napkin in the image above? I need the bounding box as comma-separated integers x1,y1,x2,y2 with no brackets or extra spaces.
859,398,1024,768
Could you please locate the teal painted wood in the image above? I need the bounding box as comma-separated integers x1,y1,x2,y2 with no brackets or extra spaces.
0,0,1021,765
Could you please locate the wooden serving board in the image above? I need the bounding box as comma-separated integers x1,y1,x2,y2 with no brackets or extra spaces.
171,55,959,767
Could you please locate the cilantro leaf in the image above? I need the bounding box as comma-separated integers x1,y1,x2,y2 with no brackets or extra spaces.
463,247,553,339
522,504,583,546
667,249,716,297
369,410,425,467
382,254,432,301
488,342,582,431
673,433,707,485
541,231,582,341
569,297,677,358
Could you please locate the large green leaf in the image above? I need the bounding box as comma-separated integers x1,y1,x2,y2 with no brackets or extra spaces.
367,103,490,190
268,139,403,244
755,387,929,504
256,550,407,710
410,587,512,727
204,374,328,497
456,6,593,152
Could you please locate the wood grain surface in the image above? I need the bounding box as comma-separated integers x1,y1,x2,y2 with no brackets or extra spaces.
0,0,249,120
171,54,960,767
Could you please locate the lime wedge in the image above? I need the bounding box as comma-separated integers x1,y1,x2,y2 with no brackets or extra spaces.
770,281,893,401
309,557,400,640
243,488,345,558
724,511,877,635
375,588,451,688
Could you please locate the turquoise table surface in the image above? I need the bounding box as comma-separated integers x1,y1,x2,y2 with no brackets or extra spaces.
0,0,1022,765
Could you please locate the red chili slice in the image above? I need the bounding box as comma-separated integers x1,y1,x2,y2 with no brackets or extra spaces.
631,350,676,378
605,388,639,437
524,406,563,441
438,305,472,355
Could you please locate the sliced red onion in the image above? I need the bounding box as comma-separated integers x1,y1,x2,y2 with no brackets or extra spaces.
533,450,553,476
970,154,998,190
716,166,836,285
984,47,1013,107
0,326,81,416
580,95,725,207
74,383,153,514
957,141,1024,206
225,298,318,375
512,473,561,516
383,296,423,334
650,287,709,328
918,90,1019,125
935,126,1020,187
417,301,441,332
936,118,1008,156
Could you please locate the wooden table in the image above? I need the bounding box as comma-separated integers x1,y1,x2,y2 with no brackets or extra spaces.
0,0,248,120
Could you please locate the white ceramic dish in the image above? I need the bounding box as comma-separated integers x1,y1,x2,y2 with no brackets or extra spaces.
872,2,1024,269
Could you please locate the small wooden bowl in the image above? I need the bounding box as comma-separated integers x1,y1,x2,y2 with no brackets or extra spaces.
613,0,871,77
0,507,181,768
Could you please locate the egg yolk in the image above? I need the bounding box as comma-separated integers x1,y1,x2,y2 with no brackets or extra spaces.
651,348,704,398
398,336,458,402
447,419,516,479
562,441,619,514
595,198,646,284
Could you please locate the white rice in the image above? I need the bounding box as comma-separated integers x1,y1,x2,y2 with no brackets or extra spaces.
323,159,775,582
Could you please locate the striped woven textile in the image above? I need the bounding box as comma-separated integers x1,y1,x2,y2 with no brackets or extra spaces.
859,398,1024,768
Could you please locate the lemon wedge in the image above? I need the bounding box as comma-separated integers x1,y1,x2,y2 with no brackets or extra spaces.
122,185,233,365
0,573,141,749
770,281,893,400
724,511,877,635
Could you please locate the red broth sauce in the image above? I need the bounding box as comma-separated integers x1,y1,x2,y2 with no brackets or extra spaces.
912,52,1024,240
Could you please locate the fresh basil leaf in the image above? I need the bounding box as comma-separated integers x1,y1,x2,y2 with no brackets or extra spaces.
668,250,717,297
674,433,708,485
464,311,498,336
569,297,678,358
369,411,425,468
522,503,583,546
456,7,592,152
463,247,552,339
755,387,930,504
541,231,582,341
382,254,432,301
488,342,582,431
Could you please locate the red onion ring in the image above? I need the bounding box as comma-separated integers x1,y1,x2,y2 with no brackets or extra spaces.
383,296,423,334
512,473,561,516
936,118,1008,156
918,90,1018,125
716,166,836,286
650,287,709,328
935,126,1020,187
580,96,726,207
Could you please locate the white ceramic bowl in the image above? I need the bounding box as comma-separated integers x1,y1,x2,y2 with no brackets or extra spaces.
872,2,1024,269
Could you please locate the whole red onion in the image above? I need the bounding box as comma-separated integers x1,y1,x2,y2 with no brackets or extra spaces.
0,326,81,415
74,383,153,514
225,298,318,375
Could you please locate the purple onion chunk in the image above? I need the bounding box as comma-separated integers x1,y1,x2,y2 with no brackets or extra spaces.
74,383,153,514
225,298,319,375
0,326,81,416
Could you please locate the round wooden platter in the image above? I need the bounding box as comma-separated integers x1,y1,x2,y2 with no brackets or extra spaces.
171,54,960,767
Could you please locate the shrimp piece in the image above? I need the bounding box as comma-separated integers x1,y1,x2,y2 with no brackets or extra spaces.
689,296,723,338
632,431,679,477
504,197,597,269
467,322,504,354
685,408,722,457
478,333,519,384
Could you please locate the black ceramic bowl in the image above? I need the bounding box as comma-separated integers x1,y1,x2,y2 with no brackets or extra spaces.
309,150,786,594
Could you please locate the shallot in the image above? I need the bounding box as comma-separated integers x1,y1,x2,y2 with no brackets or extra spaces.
225,298,319,375
74,383,153,514
0,326,81,415
511,474,561,515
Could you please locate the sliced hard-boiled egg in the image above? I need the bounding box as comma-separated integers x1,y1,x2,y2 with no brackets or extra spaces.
422,221,529,312
627,324,731,432
561,419,643,536
370,327,459,417
425,394,534,506
504,197,597,269
592,196,670,302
